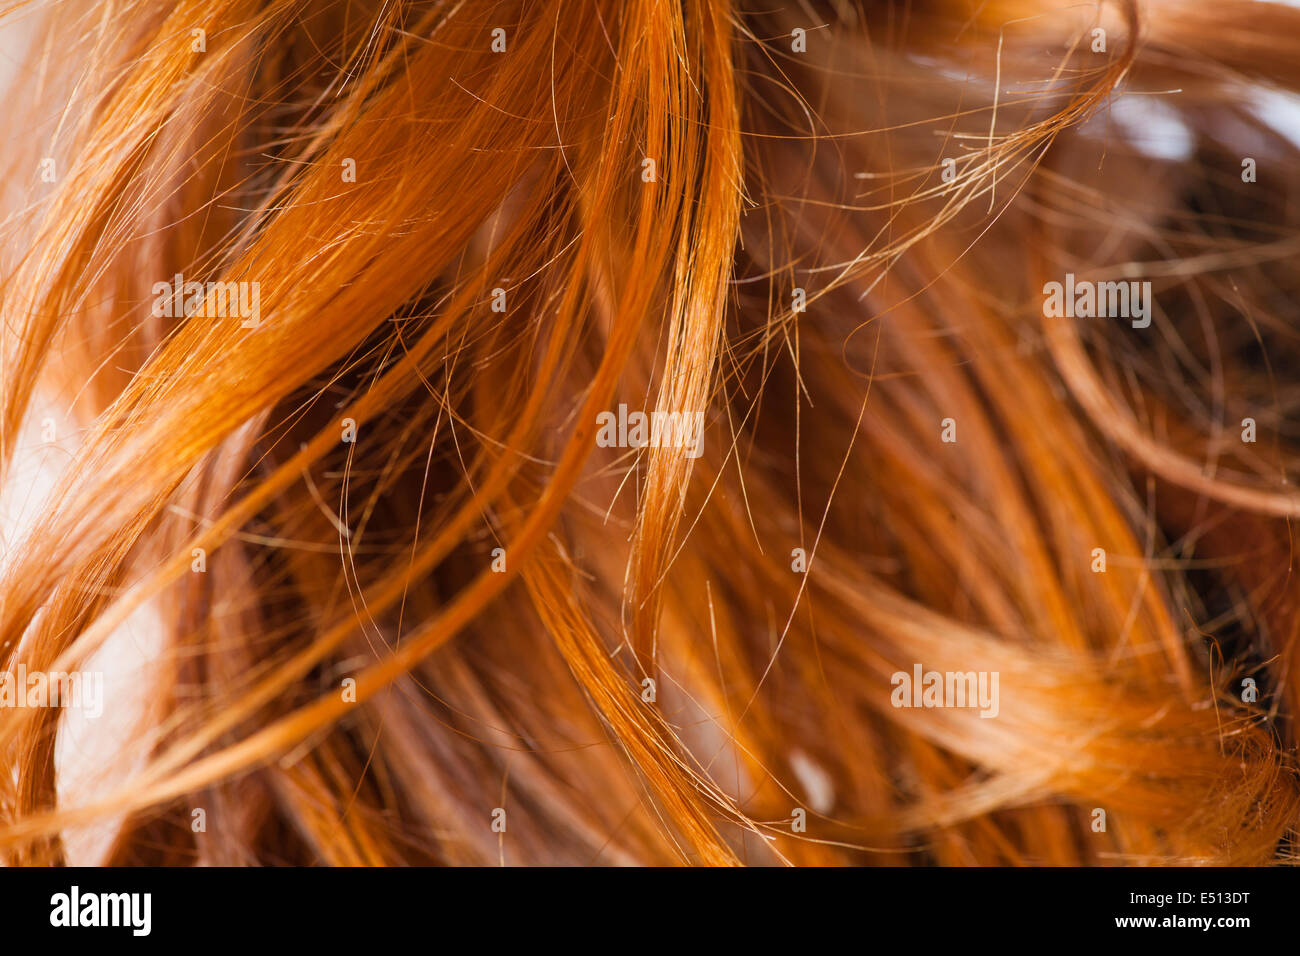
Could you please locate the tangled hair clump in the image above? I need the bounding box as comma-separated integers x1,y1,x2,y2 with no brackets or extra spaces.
1,0,1299,865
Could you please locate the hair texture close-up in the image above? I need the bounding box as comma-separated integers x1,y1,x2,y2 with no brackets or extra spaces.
1,0,1300,868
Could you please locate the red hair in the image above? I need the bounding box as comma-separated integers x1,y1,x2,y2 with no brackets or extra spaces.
0,0,1298,865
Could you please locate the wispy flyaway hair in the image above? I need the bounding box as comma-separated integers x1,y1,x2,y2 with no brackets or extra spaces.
1,0,1299,865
